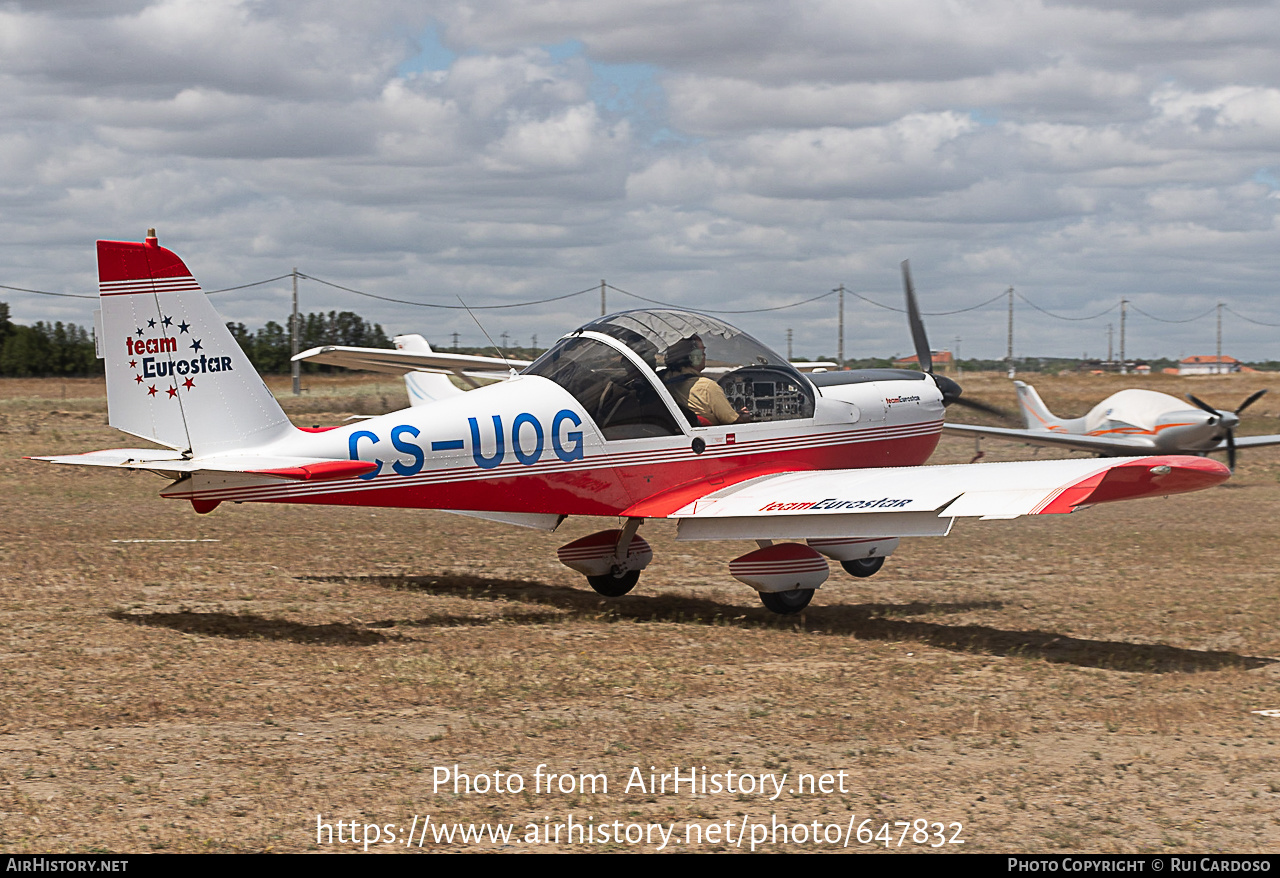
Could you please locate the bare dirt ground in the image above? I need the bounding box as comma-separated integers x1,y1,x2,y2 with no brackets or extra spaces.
2,372,1279,853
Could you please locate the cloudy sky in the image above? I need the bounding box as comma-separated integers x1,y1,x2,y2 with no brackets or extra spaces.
2,0,1278,362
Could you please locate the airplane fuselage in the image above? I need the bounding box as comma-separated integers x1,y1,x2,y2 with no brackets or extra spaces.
1042,389,1232,453
161,371,945,519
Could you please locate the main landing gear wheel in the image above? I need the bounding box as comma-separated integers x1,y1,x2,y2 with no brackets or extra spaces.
759,588,814,615
586,568,641,597
841,556,885,578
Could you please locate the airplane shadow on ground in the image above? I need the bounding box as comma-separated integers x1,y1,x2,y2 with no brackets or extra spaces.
110,574,1276,674
108,609,395,646
244,571,1275,674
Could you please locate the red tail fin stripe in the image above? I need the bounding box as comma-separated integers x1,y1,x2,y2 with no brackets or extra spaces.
100,276,201,296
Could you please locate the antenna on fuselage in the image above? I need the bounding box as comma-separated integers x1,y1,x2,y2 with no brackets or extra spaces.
458,296,515,374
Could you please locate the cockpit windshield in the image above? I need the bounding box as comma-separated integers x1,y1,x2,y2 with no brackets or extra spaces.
580,310,793,374
525,309,816,434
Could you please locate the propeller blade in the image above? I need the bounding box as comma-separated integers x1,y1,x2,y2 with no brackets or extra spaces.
1185,393,1220,421
1236,389,1268,414
1227,429,1237,472
951,395,1018,421
901,260,931,375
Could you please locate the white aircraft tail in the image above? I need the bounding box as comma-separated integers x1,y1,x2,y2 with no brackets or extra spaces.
1014,380,1066,431
394,334,464,405
97,232,294,456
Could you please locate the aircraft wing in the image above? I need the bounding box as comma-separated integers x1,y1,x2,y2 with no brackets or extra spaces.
640,455,1227,540
942,422,1155,455
1215,434,1280,450
293,345,531,379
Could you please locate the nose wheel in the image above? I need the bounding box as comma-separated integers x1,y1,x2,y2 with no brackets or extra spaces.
840,556,885,578
586,567,641,597
759,588,814,615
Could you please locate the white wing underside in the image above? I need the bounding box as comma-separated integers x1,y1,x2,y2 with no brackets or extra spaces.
35,450,1221,541
668,456,1204,540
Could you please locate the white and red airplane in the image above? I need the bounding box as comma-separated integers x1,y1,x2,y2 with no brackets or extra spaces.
945,381,1280,470
35,233,1230,614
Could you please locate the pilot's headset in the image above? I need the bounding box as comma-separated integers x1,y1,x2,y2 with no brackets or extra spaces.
668,335,706,370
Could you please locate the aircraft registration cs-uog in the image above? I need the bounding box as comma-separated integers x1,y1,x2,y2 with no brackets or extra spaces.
35,233,1230,614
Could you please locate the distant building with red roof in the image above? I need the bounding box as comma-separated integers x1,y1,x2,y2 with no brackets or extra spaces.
893,350,954,370
1179,355,1240,375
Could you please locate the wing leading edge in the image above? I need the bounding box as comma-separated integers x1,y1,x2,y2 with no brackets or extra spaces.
665,455,1228,540
941,422,1156,454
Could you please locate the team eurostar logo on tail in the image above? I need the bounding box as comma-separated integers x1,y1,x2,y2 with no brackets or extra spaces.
124,312,233,399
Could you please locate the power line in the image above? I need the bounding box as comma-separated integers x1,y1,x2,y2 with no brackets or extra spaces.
4,271,1280,335
0,283,94,300
297,273,597,310
1015,291,1120,321
1127,302,1218,324
849,288,1008,316
206,274,295,295
1223,305,1280,328
605,283,836,314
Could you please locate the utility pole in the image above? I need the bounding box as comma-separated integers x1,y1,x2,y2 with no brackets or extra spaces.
451,331,460,351
1216,302,1223,372
290,267,300,396
954,336,961,376
532,334,538,354
786,328,793,361
1107,323,1113,365
835,284,845,368
1120,299,1128,375
500,331,509,353
600,280,606,317
1006,286,1015,378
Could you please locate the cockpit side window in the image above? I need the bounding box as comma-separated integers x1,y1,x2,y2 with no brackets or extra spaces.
524,337,683,440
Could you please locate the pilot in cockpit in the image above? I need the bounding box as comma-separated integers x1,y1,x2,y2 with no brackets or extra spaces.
660,335,752,426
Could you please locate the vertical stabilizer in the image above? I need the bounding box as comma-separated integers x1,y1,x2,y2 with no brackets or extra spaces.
394,334,464,405
98,232,294,455
1013,380,1064,431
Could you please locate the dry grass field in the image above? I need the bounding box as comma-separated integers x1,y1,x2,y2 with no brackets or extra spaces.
2,371,1279,853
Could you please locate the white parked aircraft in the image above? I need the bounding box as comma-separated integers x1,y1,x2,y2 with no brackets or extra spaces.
34,234,1230,614
944,381,1279,469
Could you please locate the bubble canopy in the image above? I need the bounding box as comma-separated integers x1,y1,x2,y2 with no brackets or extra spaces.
523,310,815,439
574,309,797,374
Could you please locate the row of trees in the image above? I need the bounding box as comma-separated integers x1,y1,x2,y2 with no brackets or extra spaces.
226,311,392,372
0,303,100,376
0,302,392,376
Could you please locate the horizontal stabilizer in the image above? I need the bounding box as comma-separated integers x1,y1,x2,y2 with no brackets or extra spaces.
33,449,375,481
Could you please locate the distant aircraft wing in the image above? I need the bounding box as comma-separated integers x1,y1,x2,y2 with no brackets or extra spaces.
1215,434,1280,450
292,344,531,383
624,455,1227,540
942,422,1155,455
